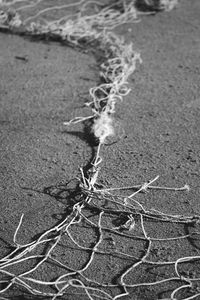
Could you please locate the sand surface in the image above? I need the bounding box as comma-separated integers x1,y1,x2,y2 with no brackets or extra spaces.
0,0,200,299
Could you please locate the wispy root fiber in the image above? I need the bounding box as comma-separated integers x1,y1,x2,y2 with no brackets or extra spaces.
1,1,200,300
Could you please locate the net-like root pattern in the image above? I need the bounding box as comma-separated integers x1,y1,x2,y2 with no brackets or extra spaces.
0,180,200,299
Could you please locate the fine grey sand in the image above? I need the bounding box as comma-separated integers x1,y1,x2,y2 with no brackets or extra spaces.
0,0,200,299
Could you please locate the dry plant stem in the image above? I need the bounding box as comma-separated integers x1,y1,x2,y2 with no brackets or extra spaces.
16,0,44,12
114,214,152,300
22,0,85,21
63,114,94,125
128,175,160,198
175,256,200,279
68,279,113,300
97,183,190,193
92,142,102,170
0,0,29,6
83,188,198,225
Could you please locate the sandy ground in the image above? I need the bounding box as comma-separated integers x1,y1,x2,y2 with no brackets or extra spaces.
0,0,200,299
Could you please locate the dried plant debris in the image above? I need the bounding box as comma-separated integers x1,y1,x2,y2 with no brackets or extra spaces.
1,1,199,300
0,0,179,30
